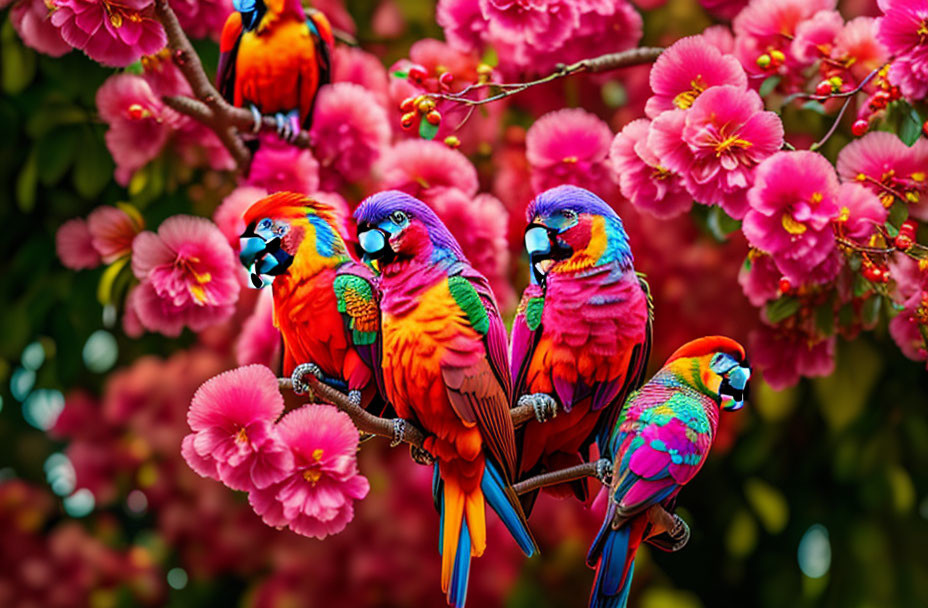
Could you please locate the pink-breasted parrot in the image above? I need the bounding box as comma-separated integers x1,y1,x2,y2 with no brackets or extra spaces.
354,190,537,608
587,336,751,608
511,185,652,514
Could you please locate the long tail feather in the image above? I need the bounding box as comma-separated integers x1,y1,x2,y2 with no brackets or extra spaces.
481,459,538,557
588,518,647,608
448,518,471,608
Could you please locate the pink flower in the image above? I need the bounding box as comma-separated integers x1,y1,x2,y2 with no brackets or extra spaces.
122,286,144,337
700,25,736,54
609,119,692,219
645,36,748,118
182,365,293,491
877,0,928,99
525,108,615,198
437,0,486,53
649,85,784,219
131,215,241,336
790,10,843,65
333,45,391,109
890,293,928,363
56,218,101,270
236,290,281,368
248,405,370,539
8,0,72,56
213,185,268,250
51,0,166,67
168,0,232,41
310,83,391,191
836,182,887,241
833,17,889,86
742,151,841,284
96,73,172,185
375,139,479,202
699,0,748,19
738,253,781,307
479,0,579,52
86,205,143,263
751,325,836,389
836,132,928,219
246,135,320,195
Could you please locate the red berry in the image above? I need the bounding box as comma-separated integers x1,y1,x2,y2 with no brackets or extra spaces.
425,110,441,126
400,96,416,113
400,112,417,130
769,49,785,66
778,277,792,294
900,220,918,236
408,65,428,83
126,104,147,120
895,234,914,250
815,80,832,97
923,119,928,138
439,72,454,90
852,119,869,136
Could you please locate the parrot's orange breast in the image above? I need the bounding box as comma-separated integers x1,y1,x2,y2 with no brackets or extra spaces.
235,18,318,119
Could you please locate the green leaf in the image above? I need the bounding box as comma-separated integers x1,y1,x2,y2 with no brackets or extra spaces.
887,200,908,231
36,127,80,186
759,76,781,98
392,70,409,79
419,118,439,141
1,20,37,94
764,296,801,324
853,272,871,297
815,304,835,337
800,100,827,115
73,130,115,199
16,149,38,213
899,107,923,146
862,295,882,326
707,206,741,242
97,257,130,306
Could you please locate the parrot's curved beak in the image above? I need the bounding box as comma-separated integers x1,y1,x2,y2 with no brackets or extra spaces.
239,222,293,288
720,362,751,411
524,222,572,286
357,227,394,273
234,0,265,30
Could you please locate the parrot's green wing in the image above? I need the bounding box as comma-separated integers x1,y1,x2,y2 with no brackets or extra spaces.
333,273,379,346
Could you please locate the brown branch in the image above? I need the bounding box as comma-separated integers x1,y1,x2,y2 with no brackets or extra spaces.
151,0,312,173
510,403,536,428
511,460,608,495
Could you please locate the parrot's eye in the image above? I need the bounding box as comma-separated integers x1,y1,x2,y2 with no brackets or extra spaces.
561,209,577,221
389,211,407,225
259,219,272,230
273,223,288,236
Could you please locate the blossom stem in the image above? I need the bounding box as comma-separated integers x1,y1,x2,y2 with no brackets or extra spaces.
151,0,312,172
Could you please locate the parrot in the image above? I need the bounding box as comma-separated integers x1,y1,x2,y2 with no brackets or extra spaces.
586,336,751,608
510,185,652,514
217,0,334,140
238,191,387,415
354,190,537,608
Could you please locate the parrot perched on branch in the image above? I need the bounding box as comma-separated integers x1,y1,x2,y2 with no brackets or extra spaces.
354,190,537,608
511,185,652,514
587,336,751,608
217,0,334,140
238,191,386,414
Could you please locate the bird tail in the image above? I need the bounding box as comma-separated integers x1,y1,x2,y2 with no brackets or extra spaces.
587,514,647,608
438,459,537,608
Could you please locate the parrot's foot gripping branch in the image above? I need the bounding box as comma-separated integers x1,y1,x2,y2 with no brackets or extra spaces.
409,445,435,466
390,418,407,447
594,458,613,484
517,393,558,423
290,363,324,396
642,507,691,553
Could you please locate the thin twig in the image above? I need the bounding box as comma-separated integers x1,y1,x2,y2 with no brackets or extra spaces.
511,461,605,495
799,64,886,152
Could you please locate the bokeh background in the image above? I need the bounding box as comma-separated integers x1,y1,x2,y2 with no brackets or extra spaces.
2,0,928,606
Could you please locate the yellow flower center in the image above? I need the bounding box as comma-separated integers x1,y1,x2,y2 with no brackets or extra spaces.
810,192,823,204
714,134,752,156
303,469,322,485
837,206,850,222
781,214,807,235
672,76,707,110
235,427,249,443
651,165,672,180
562,156,578,164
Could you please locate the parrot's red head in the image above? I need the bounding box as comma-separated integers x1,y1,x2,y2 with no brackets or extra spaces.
240,192,348,289
665,336,750,411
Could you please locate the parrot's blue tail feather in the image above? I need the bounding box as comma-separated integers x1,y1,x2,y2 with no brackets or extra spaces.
589,523,637,608
447,518,471,608
481,459,536,557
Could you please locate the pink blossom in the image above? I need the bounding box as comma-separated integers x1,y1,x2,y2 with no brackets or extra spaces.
837,182,888,241
887,256,928,362
790,10,844,65
310,83,391,191
738,253,781,307
236,290,281,368
131,215,241,336
56,218,101,270
609,119,692,219
96,73,172,185
213,185,268,250
649,85,784,219
372,0,405,38
51,0,166,67
333,45,391,109
700,25,736,54
8,0,72,56
699,0,748,20
437,0,487,53
751,325,836,389
173,120,237,174
877,0,928,99
742,151,841,284
833,17,889,86
248,405,370,539
525,108,615,198
645,36,748,118
87,205,142,263
836,132,928,219
122,286,145,338
479,0,579,52
375,140,479,202
182,365,292,491
168,0,232,41
246,135,320,195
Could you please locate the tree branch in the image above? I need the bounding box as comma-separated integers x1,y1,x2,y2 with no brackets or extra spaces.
511,460,609,495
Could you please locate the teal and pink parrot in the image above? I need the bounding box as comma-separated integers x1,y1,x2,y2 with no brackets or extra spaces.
354,190,537,608
217,0,334,139
238,192,387,415
587,336,751,608
511,185,652,513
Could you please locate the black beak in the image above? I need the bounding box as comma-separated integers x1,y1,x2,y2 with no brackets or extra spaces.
357,225,395,269
524,222,572,286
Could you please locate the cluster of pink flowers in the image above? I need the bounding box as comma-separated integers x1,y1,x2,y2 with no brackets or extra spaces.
182,365,370,539
877,0,928,100
56,204,143,270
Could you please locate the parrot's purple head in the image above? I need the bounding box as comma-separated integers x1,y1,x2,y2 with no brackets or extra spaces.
665,336,751,411
354,190,467,275
523,186,633,286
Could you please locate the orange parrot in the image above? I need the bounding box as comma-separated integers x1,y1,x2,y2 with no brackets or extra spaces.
217,0,333,140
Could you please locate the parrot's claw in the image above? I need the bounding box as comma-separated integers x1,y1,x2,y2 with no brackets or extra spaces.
668,514,691,551
518,393,558,423
290,363,324,395
358,432,375,444
346,390,362,408
390,418,407,447
409,445,434,466
249,105,262,134
275,113,290,141
594,458,613,484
